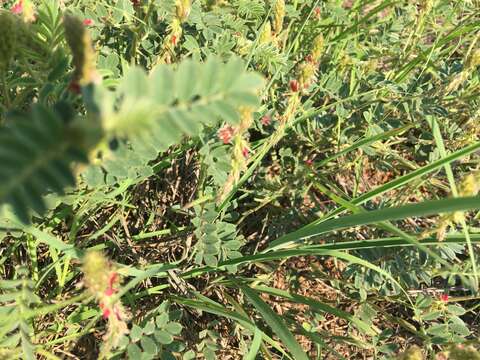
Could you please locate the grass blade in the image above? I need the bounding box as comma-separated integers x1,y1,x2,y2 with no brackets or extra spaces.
244,327,262,360
268,196,480,250
240,285,309,360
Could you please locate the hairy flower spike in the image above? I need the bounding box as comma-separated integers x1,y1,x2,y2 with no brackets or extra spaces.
311,34,324,63
169,17,183,48
398,345,423,360
298,61,317,92
272,0,285,35
82,251,129,357
259,21,272,45
458,172,480,197
0,11,18,70
82,250,111,294
63,14,99,86
238,106,254,134
175,0,191,22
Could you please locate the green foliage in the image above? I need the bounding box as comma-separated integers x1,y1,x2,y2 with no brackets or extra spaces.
192,203,243,270
0,104,87,222
115,301,183,360
0,268,39,360
1,0,480,359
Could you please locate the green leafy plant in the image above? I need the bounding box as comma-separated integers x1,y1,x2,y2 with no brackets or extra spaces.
1,0,480,359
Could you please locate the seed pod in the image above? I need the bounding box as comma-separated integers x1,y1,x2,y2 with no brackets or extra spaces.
0,11,19,69
272,0,285,34
63,14,98,85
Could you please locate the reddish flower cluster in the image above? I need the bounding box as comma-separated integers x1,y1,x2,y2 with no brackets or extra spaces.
261,115,271,126
11,0,23,14
99,272,120,319
439,293,449,302
242,147,249,159
218,124,235,144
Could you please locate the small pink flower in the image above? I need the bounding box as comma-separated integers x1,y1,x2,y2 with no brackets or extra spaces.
11,0,23,14
218,125,235,144
314,7,321,19
105,288,115,296
261,115,271,126
439,294,449,302
108,272,118,289
305,159,313,167
171,35,177,46
242,147,249,158
102,307,111,319
83,18,94,26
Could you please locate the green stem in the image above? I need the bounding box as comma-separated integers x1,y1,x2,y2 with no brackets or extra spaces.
1,70,11,109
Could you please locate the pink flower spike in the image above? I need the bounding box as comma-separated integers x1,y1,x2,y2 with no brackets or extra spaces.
11,1,23,14
83,18,94,26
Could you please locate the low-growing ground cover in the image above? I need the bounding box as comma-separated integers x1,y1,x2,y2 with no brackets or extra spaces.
1,0,480,359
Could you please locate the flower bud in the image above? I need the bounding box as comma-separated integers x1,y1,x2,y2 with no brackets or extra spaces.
289,79,299,92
